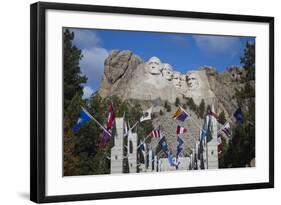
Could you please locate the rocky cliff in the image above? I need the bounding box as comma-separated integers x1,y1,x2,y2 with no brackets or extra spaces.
99,50,243,113
98,50,245,152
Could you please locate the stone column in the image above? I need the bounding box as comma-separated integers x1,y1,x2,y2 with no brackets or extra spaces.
154,155,158,172
147,149,153,172
127,130,138,173
110,118,124,174
207,104,219,169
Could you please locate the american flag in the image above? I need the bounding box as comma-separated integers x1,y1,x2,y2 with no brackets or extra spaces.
151,126,161,138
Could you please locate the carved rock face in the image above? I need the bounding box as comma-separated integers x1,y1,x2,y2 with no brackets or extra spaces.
187,72,200,90
146,56,162,75
172,71,181,89
180,74,186,82
162,64,173,81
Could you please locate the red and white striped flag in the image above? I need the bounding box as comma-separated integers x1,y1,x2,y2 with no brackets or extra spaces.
219,122,231,137
176,125,187,134
151,126,161,138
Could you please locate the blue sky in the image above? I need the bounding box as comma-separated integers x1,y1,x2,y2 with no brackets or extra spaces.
68,28,254,98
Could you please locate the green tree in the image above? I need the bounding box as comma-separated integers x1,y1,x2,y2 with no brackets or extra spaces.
164,100,171,112
219,42,256,168
63,28,89,176
186,97,197,112
175,97,180,106
218,111,226,124
198,99,205,118
63,29,87,111
219,122,255,168
240,41,255,80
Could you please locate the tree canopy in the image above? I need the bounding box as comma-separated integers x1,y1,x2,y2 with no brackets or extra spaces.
219,41,256,168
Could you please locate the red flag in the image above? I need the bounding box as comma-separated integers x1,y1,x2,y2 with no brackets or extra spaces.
106,103,115,130
176,125,187,134
217,135,223,152
209,111,218,119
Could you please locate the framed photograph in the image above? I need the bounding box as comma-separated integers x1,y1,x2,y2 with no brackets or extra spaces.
30,1,274,203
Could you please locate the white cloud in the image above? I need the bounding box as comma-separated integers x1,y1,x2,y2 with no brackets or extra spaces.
70,28,109,92
193,35,240,53
80,46,109,91
82,86,94,99
71,28,101,49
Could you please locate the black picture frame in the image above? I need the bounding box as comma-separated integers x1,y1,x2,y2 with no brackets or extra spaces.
30,1,274,203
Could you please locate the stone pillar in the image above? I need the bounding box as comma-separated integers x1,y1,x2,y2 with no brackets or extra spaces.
159,159,163,172
207,104,218,169
194,142,199,170
189,153,193,170
147,149,153,172
110,118,124,174
202,125,207,169
154,155,158,172
191,149,195,169
127,130,138,173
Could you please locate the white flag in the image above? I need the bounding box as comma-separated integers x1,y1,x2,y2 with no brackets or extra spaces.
123,121,128,137
140,107,152,122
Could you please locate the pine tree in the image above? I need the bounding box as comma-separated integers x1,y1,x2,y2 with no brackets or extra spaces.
175,97,180,106
63,28,87,111
198,99,205,118
240,41,255,80
220,41,256,168
63,28,88,176
164,101,171,112
218,111,226,124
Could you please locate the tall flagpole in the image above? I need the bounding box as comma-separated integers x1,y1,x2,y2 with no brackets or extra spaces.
81,106,112,136
179,105,208,135
179,106,210,169
130,121,139,131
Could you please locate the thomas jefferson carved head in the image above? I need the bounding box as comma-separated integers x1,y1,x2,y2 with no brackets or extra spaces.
162,63,173,80
172,71,181,89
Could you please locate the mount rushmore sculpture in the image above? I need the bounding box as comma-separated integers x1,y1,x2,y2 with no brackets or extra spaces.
99,50,216,105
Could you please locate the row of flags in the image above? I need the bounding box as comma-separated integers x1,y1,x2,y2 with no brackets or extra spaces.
158,136,182,167
73,104,243,135
149,125,187,138
72,100,245,166
72,104,154,148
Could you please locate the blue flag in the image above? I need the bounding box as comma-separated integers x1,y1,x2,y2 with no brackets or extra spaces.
173,107,189,122
199,116,212,143
159,136,169,156
199,117,208,144
138,140,146,152
176,137,184,159
233,107,244,123
72,108,91,133
167,152,175,166
206,116,212,142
